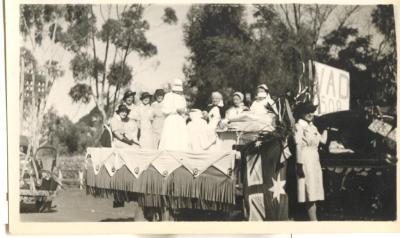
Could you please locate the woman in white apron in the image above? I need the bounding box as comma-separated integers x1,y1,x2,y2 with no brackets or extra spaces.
158,78,189,151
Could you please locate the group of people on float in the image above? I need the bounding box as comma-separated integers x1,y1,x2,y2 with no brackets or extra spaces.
110,78,328,221
110,78,279,151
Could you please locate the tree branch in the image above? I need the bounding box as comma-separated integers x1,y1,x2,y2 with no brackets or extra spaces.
107,5,112,18
99,5,106,23
22,16,36,51
90,6,99,100
112,41,130,113
337,6,360,29
101,38,110,95
116,5,120,19
279,4,295,33
293,4,300,34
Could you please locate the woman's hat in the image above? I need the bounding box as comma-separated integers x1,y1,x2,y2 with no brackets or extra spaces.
172,78,183,92
140,92,152,101
122,90,136,101
294,101,318,116
154,89,165,97
233,92,244,101
116,104,131,114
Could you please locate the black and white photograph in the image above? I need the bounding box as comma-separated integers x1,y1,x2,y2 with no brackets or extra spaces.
6,0,399,233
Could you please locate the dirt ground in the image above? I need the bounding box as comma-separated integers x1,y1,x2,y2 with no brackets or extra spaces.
20,188,147,222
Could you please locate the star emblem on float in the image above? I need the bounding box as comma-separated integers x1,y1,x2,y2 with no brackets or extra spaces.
268,174,286,203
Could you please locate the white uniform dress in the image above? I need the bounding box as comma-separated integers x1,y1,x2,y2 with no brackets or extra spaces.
208,106,222,130
158,92,189,151
138,104,154,149
110,115,140,148
151,101,165,149
124,103,140,122
225,105,246,121
294,119,325,203
187,111,217,152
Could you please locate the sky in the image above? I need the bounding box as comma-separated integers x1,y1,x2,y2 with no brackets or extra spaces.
42,4,191,122
22,4,382,122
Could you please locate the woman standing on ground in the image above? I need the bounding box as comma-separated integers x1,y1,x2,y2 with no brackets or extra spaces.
151,89,165,149
294,101,328,221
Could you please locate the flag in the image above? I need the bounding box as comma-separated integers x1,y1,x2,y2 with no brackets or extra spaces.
242,136,288,221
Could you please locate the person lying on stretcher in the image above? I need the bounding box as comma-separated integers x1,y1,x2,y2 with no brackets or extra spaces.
110,104,141,148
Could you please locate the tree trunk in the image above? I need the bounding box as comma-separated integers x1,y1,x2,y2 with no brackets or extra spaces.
112,83,120,113
91,6,99,100
112,42,130,112
101,38,110,94
99,106,107,125
20,59,25,130
293,4,300,34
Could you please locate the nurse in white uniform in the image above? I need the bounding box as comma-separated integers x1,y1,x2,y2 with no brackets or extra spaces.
250,84,278,115
158,78,189,151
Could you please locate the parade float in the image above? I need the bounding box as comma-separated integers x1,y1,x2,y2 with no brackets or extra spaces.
84,99,294,221
83,62,397,221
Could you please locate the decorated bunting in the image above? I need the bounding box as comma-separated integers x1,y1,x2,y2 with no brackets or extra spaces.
85,147,236,211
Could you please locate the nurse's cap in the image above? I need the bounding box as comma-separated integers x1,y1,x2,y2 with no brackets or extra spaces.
172,78,183,92
257,84,269,92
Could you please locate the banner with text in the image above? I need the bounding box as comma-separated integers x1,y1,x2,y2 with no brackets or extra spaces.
314,61,350,115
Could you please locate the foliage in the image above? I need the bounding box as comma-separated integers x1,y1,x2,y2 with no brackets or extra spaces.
20,4,178,154
183,4,396,112
183,4,252,108
107,61,133,87
20,5,65,46
69,83,92,104
19,5,66,157
59,4,176,122
315,5,396,108
162,7,178,25
42,107,101,155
